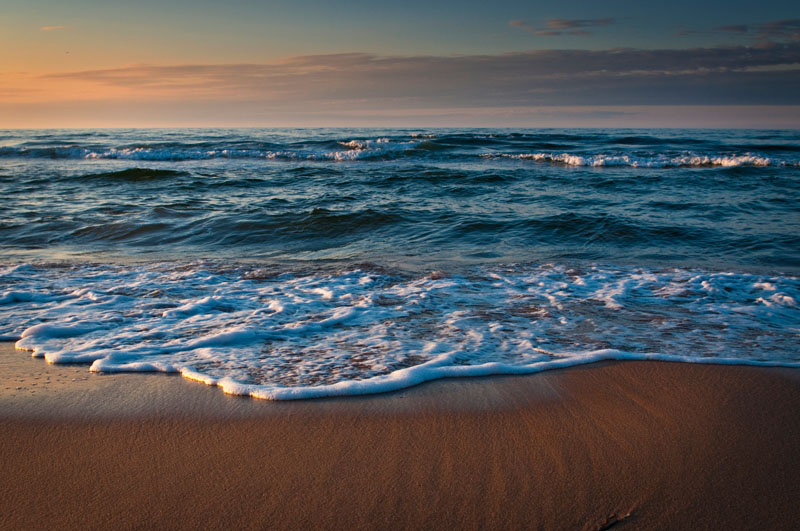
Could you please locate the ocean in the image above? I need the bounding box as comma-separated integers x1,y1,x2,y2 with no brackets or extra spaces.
1,128,798,399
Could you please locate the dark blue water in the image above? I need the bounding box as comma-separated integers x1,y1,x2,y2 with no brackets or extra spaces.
2,128,798,272
1,128,799,399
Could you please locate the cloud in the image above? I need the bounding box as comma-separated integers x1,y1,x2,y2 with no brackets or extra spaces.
715,25,749,34
508,20,542,34
756,19,800,46
35,42,800,110
510,17,614,37
759,19,800,37
546,18,614,30
40,25,67,31
682,19,800,45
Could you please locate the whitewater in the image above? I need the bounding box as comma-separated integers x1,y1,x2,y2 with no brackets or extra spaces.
1,128,798,399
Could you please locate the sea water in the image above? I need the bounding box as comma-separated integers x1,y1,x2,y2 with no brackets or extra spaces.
1,128,798,399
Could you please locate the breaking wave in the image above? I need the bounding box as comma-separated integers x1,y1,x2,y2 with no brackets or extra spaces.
2,262,798,400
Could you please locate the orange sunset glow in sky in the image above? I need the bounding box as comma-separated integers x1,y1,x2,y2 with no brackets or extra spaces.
3,0,799,128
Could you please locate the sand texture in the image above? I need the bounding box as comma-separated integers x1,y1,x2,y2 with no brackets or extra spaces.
2,343,800,530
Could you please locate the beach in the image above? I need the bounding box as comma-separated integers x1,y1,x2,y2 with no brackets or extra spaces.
2,127,799,530
2,342,799,530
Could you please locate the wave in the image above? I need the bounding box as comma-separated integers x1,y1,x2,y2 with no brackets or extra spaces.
521,213,713,244
70,222,173,244
59,208,406,246
2,130,798,168
79,168,189,181
495,152,797,168
0,139,431,162
5,144,795,167
440,213,715,250
2,262,798,400
732,144,800,153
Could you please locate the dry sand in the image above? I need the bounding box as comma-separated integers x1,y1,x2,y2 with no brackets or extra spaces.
1,342,799,530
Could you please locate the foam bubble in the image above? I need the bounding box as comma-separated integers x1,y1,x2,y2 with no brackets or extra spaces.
499,152,787,168
2,262,799,399
0,136,431,163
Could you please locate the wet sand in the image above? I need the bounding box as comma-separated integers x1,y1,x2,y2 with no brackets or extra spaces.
2,342,799,530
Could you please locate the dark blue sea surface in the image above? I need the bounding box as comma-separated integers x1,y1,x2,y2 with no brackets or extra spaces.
1,128,798,271
1,129,798,399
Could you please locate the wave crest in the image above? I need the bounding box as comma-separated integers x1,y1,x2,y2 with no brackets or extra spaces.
497,152,788,168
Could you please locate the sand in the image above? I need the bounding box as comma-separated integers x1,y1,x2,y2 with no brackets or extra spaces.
1,342,799,530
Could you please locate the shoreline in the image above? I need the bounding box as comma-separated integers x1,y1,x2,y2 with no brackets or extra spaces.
3,343,800,529
9,339,800,403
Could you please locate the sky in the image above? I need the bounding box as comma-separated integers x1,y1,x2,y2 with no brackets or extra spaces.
2,0,799,128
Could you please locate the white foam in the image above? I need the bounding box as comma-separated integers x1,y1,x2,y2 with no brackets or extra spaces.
2,262,798,400
495,152,791,168
75,137,423,162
